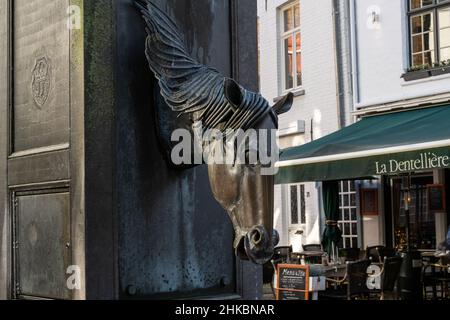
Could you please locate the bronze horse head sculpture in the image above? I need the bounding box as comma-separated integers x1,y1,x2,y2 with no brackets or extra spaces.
136,0,292,264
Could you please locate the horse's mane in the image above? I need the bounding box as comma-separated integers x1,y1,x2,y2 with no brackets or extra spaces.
135,0,273,132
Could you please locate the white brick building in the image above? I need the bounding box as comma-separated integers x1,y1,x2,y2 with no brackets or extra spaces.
258,0,347,251
351,0,450,249
264,0,450,253
353,0,450,111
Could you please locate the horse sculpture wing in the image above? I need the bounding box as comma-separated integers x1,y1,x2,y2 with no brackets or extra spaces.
136,0,238,128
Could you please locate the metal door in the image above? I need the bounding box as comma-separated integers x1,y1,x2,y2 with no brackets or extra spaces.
13,189,71,299
0,0,81,300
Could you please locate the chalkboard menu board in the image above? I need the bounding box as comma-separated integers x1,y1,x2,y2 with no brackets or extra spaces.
276,264,309,300
428,184,446,213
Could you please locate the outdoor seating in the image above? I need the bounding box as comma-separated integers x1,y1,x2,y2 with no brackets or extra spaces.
319,259,372,300
380,256,403,299
365,245,396,264
273,246,293,263
367,256,403,300
423,264,442,299
289,252,303,264
422,256,450,300
339,248,361,262
300,244,324,264
378,247,397,260
302,244,323,252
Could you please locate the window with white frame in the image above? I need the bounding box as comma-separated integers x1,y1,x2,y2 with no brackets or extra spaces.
338,181,358,249
288,184,306,225
408,0,450,68
280,2,302,92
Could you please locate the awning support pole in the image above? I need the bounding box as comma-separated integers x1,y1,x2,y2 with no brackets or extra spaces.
402,174,412,252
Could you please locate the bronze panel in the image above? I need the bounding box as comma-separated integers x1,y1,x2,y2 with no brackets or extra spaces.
13,0,70,152
8,149,70,186
15,190,71,299
68,0,85,300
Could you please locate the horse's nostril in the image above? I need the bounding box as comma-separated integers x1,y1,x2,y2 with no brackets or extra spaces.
243,226,274,265
250,229,262,245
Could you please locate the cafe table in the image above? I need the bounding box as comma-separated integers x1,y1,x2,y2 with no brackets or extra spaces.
293,251,324,265
306,264,347,300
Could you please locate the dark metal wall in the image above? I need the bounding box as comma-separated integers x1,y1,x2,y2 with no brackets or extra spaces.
84,0,118,300
115,0,237,299
83,0,261,300
229,0,264,299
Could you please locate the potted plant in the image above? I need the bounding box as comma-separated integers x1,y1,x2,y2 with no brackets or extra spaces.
401,64,431,81
430,59,450,76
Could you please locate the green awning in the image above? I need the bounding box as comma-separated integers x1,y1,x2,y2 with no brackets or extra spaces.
275,105,450,184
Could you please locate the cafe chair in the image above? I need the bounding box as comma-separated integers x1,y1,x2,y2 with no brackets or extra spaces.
422,264,440,300
339,248,361,262
422,257,450,300
365,246,382,262
319,259,372,300
380,256,403,300
365,245,396,264
289,252,303,264
300,244,323,264
367,256,403,300
273,246,293,264
267,246,293,286
378,247,396,260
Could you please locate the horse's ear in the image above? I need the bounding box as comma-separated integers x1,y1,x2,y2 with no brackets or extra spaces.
273,92,293,115
224,78,243,109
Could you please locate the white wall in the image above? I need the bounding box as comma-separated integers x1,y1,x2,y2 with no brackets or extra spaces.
258,0,340,249
362,216,383,247
354,0,450,109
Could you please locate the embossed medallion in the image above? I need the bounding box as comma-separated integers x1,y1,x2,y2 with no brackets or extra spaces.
31,56,52,108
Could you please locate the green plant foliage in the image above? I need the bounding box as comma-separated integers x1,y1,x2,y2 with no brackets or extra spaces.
407,64,430,72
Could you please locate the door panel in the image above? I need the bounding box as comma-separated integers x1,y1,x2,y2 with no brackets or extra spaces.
13,0,70,153
7,0,73,300
14,190,71,299
8,149,70,186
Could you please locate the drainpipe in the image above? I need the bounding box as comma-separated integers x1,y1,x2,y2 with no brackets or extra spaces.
350,0,360,110
332,0,343,129
343,0,355,125
333,0,355,128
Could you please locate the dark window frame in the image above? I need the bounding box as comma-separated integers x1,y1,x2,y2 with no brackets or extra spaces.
300,184,306,225
288,184,306,225
407,0,450,67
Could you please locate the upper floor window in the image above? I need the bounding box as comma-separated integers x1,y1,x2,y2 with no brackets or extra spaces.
281,2,302,92
408,0,450,68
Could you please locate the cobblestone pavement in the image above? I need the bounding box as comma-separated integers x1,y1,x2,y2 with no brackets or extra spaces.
262,284,276,300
